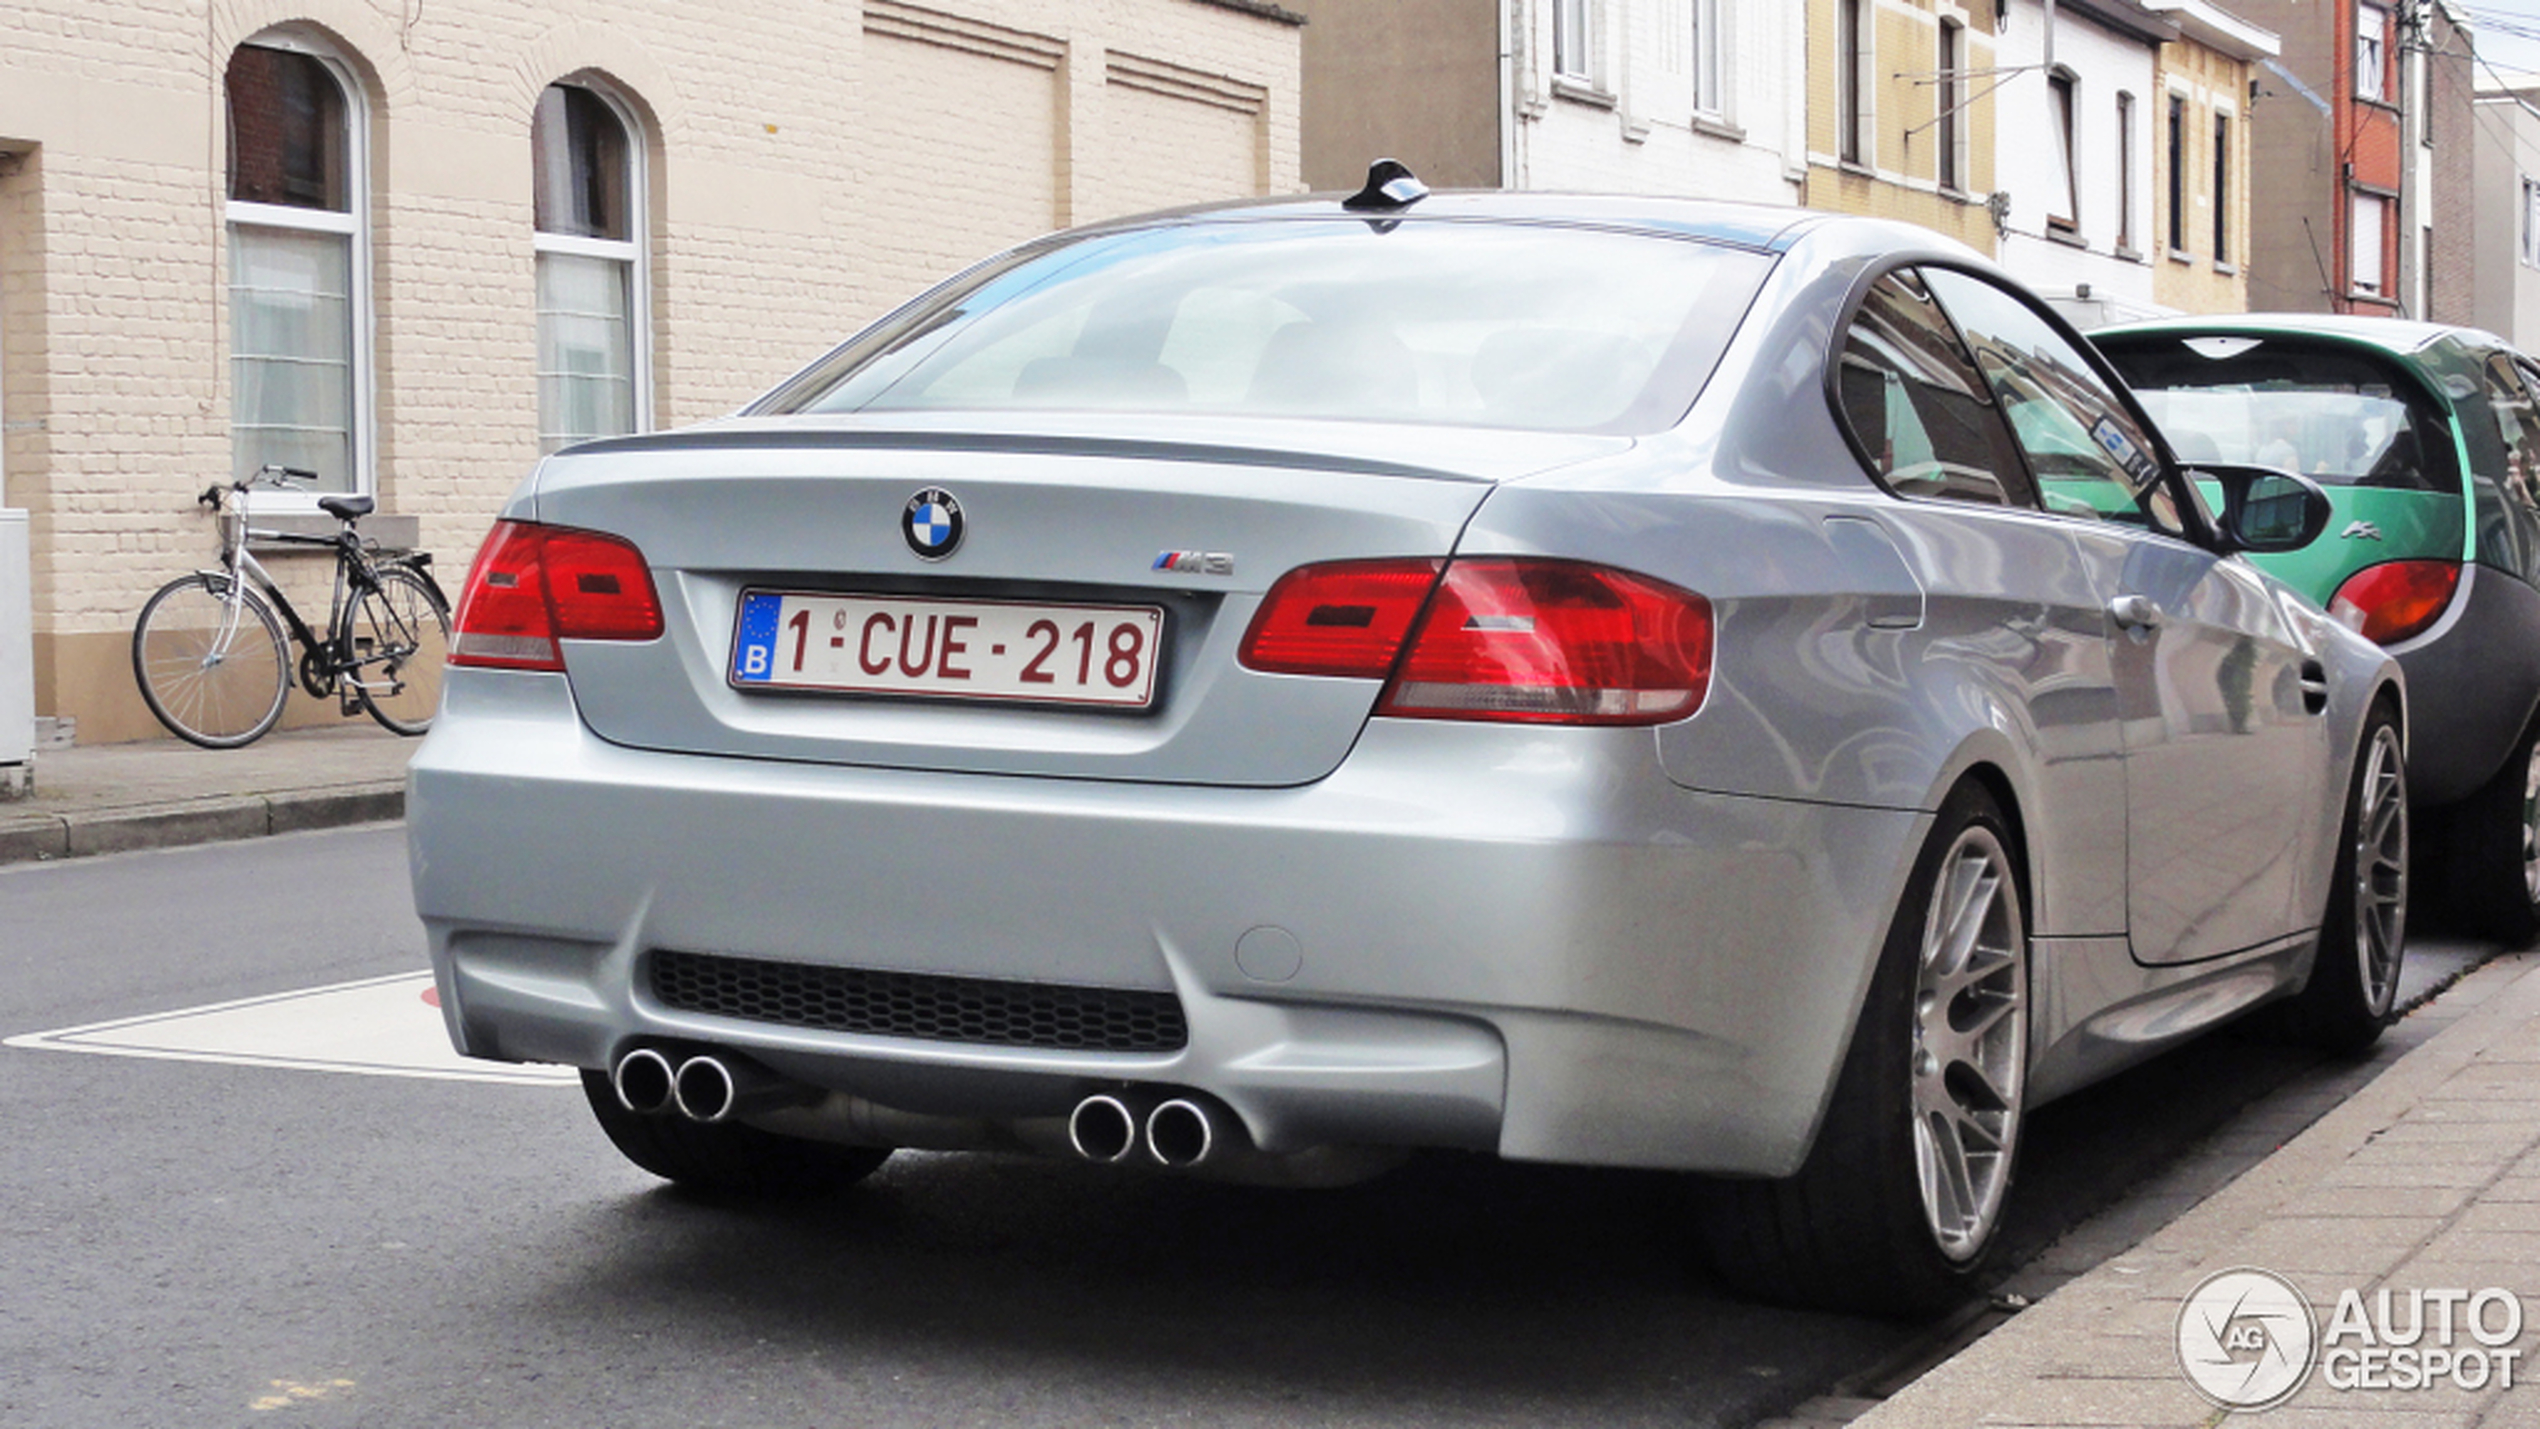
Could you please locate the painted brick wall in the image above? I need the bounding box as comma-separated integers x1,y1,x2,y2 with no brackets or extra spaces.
0,0,1301,742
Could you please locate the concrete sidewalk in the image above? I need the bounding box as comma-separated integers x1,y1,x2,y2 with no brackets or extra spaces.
0,721,413,865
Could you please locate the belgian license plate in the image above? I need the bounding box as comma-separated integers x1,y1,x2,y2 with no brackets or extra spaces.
729,590,1165,709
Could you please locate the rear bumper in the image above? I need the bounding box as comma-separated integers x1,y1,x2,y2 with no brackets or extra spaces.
408,669,1926,1176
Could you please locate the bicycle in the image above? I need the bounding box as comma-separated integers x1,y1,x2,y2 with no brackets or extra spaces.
131,464,452,748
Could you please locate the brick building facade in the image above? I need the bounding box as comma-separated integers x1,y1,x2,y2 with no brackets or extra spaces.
0,0,1302,743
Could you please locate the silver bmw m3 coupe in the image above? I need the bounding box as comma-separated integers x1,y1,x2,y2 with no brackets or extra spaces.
408,177,2406,1316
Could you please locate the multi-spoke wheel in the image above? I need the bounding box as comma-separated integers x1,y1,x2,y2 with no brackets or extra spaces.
2263,706,2407,1054
340,565,450,736
1696,781,2029,1317
131,573,291,748
1909,820,2026,1263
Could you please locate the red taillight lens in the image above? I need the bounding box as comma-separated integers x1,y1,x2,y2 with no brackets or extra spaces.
1382,559,1713,725
2330,559,2460,646
1239,559,1446,678
450,520,663,671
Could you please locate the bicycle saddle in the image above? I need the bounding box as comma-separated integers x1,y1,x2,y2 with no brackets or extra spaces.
319,495,376,521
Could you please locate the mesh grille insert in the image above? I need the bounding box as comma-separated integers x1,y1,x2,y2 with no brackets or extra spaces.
648,949,1188,1053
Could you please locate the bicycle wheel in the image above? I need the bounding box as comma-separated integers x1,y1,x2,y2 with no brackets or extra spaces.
131,573,291,748
340,564,451,736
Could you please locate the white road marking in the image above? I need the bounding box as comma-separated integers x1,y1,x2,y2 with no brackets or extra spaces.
4,971,577,1086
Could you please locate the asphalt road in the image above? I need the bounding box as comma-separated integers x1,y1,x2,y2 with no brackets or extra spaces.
0,825,2479,1428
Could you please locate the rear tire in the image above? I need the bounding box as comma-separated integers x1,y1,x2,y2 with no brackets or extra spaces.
341,565,451,736
580,1070,891,1196
2448,714,2540,947
131,573,290,748
2258,706,2407,1054
1695,782,2028,1318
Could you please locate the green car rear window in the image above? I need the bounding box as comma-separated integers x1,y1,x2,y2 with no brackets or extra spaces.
2101,335,2458,494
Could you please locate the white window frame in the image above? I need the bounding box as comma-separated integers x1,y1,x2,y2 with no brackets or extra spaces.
2523,177,2540,268
225,29,373,511
2048,69,2080,232
1839,0,1872,166
532,79,652,453
2114,91,2134,251
1553,0,1594,83
2212,107,2234,268
2357,4,2388,104
2352,189,2388,296
1939,19,1965,192
1691,0,1726,121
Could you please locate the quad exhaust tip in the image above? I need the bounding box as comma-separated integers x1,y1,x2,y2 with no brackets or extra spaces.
1146,1099,1214,1168
612,1047,676,1115
1068,1094,1140,1163
673,1055,741,1124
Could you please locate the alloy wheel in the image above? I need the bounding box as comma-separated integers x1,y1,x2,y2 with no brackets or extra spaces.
1909,824,2026,1263
2356,722,2409,1013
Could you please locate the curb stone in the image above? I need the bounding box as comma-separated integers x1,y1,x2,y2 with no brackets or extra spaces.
0,780,406,867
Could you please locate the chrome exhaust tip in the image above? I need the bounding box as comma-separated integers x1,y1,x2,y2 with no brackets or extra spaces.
1068,1095,1140,1162
612,1047,676,1115
1146,1098,1215,1168
673,1055,741,1123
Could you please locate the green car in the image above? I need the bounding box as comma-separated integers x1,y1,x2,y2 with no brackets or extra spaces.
2098,316,2540,942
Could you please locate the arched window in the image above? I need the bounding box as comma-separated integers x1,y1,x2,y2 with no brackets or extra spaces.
533,82,647,452
225,36,370,496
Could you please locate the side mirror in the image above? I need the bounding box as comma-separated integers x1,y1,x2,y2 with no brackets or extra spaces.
2190,463,2333,554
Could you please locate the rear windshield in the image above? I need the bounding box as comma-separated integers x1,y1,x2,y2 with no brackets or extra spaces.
2099,334,2456,492
758,219,1774,435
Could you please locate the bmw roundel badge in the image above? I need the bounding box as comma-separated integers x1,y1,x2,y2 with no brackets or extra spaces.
903,487,964,561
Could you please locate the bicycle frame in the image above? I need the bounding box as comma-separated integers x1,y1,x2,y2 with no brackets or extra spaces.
201,486,441,702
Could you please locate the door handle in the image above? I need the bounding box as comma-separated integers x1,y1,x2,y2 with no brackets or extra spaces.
2108,594,2162,633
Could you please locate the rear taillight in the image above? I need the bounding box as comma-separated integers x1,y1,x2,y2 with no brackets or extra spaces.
1238,559,1446,678
1239,556,1713,725
450,520,664,671
2330,559,2459,646
1381,560,1712,724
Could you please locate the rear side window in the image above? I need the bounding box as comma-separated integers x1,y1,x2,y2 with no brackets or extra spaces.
1834,270,2033,507
2099,334,2458,494
761,220,1774,435
1917,268,2185,535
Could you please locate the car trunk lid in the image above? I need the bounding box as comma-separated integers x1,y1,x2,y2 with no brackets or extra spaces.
527,416,1628,786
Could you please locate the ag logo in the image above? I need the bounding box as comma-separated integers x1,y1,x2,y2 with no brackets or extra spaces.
2178,1267,2318,1410
904,488,964,561
2340,520,2384,541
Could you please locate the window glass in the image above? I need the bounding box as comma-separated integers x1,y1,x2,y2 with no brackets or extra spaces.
226,45,348,211
1919,268,2183,534
1554,0,1591,79
533,83,642,452
772,222,1773,435
2048,73,2079,229
1839,0,1867,165
2101,335,2456,492
226,40,361,494
230,227,353,485
2352,192,2387,295
2358,5,2388,103
2485,353,2540,519
1834,271,2030,507
1692,0,1724,117
534,85,630,242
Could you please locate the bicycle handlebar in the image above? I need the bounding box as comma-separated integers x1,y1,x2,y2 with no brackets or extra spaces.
202,465,320,509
